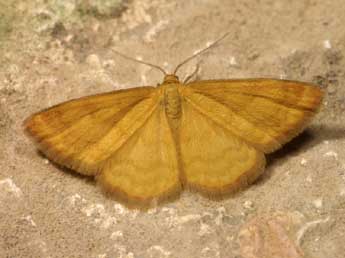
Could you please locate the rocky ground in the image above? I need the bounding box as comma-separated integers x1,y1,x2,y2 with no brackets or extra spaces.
1,0,344,257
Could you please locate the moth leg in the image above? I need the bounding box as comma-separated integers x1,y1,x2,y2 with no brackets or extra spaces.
183,63,200,84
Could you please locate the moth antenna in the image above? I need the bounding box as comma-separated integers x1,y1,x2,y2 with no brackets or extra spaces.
110,48,167,76
173,33,230,75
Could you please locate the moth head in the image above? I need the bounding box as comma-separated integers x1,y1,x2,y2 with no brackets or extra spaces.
163,74,179,84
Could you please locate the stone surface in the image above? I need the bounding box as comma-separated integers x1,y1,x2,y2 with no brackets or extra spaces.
1,0,345,257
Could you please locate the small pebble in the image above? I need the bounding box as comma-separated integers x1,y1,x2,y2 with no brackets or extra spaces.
243,200,254,210
323,40,332,49
313,198,323,209
300,158,307,166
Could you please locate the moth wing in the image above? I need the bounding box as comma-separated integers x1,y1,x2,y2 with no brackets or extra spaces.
24,87,159,175
98,104,181,206
184,79,323,153
179,98,266,194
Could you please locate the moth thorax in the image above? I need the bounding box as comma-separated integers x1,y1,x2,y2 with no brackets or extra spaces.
164,85,181,119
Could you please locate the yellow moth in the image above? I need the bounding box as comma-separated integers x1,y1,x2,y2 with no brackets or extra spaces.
24,37,323,207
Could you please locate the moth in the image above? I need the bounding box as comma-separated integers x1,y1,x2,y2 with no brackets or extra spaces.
24,37,323,207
